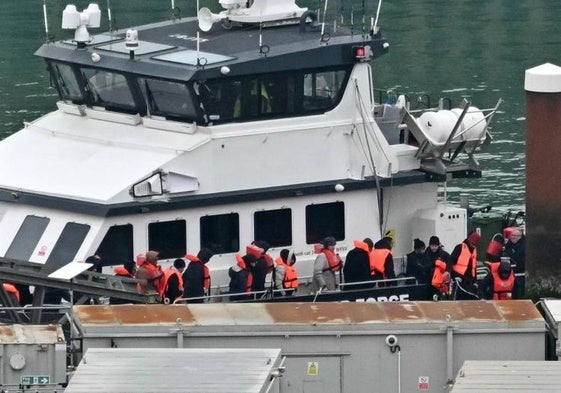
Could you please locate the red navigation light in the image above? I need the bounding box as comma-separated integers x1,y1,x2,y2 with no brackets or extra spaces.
353,45,371,62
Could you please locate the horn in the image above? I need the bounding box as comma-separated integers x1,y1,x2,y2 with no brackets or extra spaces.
198,7,223,32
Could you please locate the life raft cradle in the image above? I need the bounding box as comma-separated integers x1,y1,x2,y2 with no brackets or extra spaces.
0,256,159,324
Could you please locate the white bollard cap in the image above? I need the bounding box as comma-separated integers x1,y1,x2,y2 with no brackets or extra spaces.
525,63,561,93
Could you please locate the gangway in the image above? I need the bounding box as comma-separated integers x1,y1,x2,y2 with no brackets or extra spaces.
0,257,160,324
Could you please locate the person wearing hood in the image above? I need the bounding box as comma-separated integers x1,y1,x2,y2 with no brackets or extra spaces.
503,228,525,298
183,248,214,302
370,237,396,286
343,238,373,290
312,236,342,292
274,249,298,296
449,231,480,299
482,259,515,300
229,253,256,301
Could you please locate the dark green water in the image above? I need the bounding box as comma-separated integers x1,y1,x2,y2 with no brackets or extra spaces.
1,0,555,212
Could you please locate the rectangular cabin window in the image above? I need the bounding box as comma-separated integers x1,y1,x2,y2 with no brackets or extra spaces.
5,215,50,261
254,209,292,248
50,62,84,104
46,222,91,270
139,78,198,121
95,224,133,266
305,202,345,244
200,80,242,122
148,220,186,260
200,213,239,254
303,70,347,111
80,68,137,113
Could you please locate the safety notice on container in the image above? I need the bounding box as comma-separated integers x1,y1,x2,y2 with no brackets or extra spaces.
418,376,429,390
307,362,318,376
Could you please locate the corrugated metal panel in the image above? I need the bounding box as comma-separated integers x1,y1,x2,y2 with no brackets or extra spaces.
64,348,281,393
73,300,543,328
451,360,561,392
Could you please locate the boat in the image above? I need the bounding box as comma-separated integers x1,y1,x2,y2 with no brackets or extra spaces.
0,0,502,302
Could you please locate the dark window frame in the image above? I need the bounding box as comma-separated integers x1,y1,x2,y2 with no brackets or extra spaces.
305,201,345,244
148,219,187,260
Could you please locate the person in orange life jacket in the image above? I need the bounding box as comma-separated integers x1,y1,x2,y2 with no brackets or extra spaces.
483,259,515,300
342,238,374,291
425,236,451,299
312,236,342,292
503,228,525,299
160,258,186,304
2,283,20,306
250,240,273,292
229,253,257,301
370,237,396,286
183,248,214,303
135,250,164,295
110,260,138,305
449,231,481,299
274,249,298,296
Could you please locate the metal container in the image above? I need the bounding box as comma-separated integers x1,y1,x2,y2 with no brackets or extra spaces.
0,324,66,387
73,301,545,393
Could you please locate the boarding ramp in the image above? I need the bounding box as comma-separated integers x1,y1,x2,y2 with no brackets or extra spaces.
0,256,159,324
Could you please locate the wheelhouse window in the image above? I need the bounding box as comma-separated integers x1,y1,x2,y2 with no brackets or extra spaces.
46,222,91,270
200,213,239,254
5,215,50,260
148,220,186,260
95,224,133,266
80,68,139,113
199,66,350,124
254,209,292,248
50,62,84,104
139,78,198,121
303,70,347,111
305,202,345,244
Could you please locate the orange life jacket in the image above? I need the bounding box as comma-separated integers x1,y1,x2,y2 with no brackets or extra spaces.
2,283,20,302
431,259,449,293
452,243,477,278
138,262,163,294
113,265,134,277
487,262,515,300
235,254,252,292
186,254,211,289
370,249,391,278
353,240,370,253
322,249,342,272
275,257,298,289
159,267,184,299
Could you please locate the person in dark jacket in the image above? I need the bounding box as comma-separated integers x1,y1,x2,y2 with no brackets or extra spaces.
405,238,429,284
229,253,256,301
161,258,185,304
343,238,373,290
250,240,272,293
182,248,214,303
371,237,396,286
423,236,451,298
503,228,525,298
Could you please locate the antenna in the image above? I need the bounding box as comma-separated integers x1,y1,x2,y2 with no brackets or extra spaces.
320,0,328,36
373,0,383,35
62,3,102,48
107,0,113,32
42,0,50,42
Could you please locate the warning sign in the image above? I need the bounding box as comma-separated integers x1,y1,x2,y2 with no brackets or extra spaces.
418,376,429,390
307,361,319,376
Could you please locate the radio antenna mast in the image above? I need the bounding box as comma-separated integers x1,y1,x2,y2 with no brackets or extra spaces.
42,0,50,42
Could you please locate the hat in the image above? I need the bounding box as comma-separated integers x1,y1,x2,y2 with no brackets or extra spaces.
498,260,512,280
413,238,425,249
197,248,214,263
429,236,440,246
363,238,374,250
173,258,186,269
321,236,337,247
467,231,481,245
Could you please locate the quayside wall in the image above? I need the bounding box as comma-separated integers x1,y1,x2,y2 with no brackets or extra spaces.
73,300,545,393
